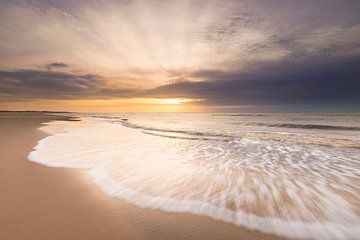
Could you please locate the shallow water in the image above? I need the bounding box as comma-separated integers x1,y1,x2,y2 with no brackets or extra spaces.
29,113,360,239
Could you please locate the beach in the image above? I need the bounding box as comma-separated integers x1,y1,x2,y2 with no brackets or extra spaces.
1,0,359,239
0,112,283,240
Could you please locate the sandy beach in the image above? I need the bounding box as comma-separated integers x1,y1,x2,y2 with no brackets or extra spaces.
0,112,283,240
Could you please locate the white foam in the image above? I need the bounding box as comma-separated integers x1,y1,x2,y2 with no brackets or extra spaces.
28,118,360,240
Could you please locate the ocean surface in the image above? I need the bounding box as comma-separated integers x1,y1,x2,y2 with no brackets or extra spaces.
29,113,360,239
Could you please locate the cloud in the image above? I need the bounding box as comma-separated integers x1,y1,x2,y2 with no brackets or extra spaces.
45,62,69,71
146,56,360,108
1,53,359,111
0,69,137,100
2,0,359,73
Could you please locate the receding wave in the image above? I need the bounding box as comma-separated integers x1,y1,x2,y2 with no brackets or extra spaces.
28,118,360,240
111,118,360,148
90,114,360,131
243,122,360,131
120,120,232,138
246,131,360,149
213,113,360,117
142,130,229,141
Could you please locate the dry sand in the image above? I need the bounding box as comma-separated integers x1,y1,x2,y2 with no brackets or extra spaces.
0,112,283,240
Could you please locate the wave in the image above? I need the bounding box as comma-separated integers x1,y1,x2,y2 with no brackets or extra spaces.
246,131,360,149
243,122,360,131
119,120,232,138
88,117,360,148
28,118,360,240
142,130,229,141
213,113,360,117
118,119,360,148
94,115,360,132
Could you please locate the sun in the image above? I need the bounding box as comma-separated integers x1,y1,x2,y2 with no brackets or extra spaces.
160,98,203,105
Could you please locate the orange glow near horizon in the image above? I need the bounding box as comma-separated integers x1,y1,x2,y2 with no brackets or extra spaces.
0,98,207,113
160,98,204,105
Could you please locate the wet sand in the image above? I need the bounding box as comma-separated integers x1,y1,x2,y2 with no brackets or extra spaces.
0,112,283,240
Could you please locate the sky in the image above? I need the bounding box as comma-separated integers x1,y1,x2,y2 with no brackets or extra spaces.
0,0,359,112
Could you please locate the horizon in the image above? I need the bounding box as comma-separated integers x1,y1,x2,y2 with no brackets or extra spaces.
2,110,360,114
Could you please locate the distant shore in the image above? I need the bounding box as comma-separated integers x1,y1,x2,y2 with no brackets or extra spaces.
0,112,282,240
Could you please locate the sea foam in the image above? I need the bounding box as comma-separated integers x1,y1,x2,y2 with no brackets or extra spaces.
28,118,360,240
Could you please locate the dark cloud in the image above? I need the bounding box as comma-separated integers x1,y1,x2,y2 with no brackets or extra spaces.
146,57,360,109
45,62,69,71
0,69,137,100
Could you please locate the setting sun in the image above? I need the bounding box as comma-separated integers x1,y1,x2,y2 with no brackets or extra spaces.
160,98,203,105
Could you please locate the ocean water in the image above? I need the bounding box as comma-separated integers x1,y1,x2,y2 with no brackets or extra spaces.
29,113,360,239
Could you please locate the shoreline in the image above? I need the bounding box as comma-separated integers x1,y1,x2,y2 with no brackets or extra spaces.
0,112,283,240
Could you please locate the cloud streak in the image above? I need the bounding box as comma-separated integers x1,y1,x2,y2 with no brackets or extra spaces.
45,62,69,71
0,68,137,100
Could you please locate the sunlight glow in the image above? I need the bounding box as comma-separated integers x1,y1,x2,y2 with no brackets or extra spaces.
160,98,203,105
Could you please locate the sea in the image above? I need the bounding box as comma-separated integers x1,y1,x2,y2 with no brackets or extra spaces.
28,112,360,240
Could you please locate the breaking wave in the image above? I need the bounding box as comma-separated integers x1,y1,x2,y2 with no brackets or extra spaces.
241,122,360,131
28,117,360,240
